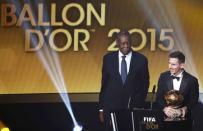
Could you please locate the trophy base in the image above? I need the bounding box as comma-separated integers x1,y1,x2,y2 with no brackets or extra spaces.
164,117,186,121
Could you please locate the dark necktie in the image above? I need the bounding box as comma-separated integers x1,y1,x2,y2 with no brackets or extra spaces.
171,75,180,81
121,56,127,84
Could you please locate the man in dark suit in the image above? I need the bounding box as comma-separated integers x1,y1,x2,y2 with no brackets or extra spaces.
156,51,199,120
99,30,149,131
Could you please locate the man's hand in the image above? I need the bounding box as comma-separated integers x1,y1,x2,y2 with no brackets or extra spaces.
180,106,187,118
163,106,174,118
99,110,104,123
163,106,181,118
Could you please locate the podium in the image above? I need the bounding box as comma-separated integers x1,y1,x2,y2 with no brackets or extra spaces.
110,109,164,131
163,119,193,131
110,109,193,131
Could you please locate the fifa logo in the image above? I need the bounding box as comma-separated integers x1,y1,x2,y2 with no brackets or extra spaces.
142,117,159,129
143,117,156,122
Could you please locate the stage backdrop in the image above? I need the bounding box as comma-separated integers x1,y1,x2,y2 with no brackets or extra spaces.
0,0,203,94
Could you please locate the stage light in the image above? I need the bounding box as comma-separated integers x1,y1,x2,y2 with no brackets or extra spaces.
1,128,10,131
0,121,10,131
73,124,83,131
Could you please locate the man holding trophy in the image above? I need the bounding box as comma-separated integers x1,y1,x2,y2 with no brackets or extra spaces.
156,51,199,121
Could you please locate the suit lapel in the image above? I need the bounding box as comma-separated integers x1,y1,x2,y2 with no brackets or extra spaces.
123,52,135,85
179,71,188,93
166,75,173,91
127,52,135,77
113,52,123,84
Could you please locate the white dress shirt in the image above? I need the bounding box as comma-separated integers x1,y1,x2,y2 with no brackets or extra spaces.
118,51,132,75
172,71,183,91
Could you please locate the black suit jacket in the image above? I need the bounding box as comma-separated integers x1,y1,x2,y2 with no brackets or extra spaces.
99,51,149,111
156,71,199,113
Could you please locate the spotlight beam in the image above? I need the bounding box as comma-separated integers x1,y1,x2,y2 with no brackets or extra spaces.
9,0,82,130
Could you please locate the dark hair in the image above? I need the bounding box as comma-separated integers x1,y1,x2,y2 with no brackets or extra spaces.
169,51,185,63
116,30,132,43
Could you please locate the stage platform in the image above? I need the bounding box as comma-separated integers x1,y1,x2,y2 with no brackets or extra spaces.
0,93,202,131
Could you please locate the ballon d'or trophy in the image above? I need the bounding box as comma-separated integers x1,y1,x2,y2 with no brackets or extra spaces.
164,90,184,121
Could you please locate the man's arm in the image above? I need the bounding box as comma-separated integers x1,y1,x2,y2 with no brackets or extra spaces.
132,57,149,108
140,57,150,104
98,55,108,122
187,77,199,110
155,74,167,110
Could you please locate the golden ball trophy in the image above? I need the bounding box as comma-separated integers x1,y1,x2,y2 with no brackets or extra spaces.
164,90,184,121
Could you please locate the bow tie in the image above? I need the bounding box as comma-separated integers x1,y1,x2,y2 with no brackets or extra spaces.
171,75,180,81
